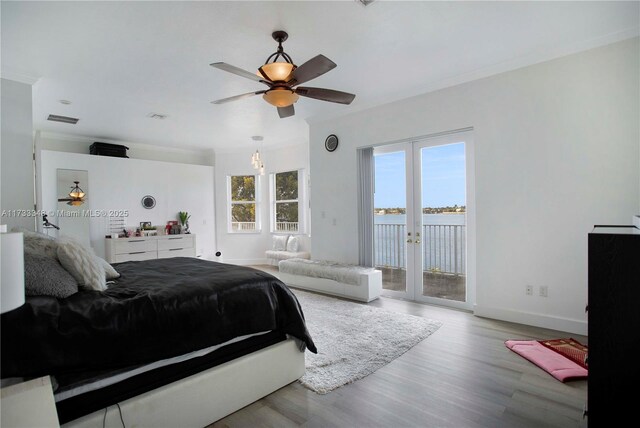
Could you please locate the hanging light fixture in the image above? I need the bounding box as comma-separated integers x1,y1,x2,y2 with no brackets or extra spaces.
68,181,85,199
251,136,265,174
251,149,261,170
58,181,85,206
257,32,299,108
210,30,356,119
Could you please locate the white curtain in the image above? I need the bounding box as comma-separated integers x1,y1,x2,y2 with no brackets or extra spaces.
357,147,374,267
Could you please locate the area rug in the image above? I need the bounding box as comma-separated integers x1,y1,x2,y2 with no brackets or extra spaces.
292,289,442,394
505,338,588,382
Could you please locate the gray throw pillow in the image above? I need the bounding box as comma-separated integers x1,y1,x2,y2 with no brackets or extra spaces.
12,227,58,259
24,252,78,298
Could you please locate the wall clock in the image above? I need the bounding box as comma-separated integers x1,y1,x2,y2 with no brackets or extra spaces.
141,195,156,209
325,134,339,152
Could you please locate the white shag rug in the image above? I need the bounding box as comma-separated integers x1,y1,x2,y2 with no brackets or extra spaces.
292,289,442,394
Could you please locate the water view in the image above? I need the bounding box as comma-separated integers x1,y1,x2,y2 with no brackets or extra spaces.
374,213,466,274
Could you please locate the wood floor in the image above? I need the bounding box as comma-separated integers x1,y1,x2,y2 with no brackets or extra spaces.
211,269,588,428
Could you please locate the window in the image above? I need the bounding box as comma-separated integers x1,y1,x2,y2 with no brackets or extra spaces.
227,175,260,232
270,169,306,234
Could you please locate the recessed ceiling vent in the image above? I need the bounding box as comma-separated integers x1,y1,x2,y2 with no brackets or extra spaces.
47,114,79,124
147,113,168,120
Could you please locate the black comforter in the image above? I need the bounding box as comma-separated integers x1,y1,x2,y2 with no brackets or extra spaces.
1,257,316,378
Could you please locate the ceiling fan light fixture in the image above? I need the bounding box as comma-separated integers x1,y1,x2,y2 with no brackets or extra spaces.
263,88,299,107
68,181,85,199
259,62,296,83
210,30,355,118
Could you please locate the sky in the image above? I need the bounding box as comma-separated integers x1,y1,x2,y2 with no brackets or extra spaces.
374,142,466,208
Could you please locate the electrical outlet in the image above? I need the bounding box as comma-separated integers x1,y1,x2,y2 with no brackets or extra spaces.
526,285,533,296
539,286,548,297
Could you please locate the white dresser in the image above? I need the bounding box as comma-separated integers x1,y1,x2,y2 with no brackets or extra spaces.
105,234,196,263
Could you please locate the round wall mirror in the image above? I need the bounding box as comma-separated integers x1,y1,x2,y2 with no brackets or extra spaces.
141,195,156,209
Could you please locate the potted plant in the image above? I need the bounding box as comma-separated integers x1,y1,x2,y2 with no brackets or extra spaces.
178,211,191,234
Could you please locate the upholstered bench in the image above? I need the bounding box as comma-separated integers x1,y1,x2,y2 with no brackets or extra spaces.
276,258,382,302
265,235,310,266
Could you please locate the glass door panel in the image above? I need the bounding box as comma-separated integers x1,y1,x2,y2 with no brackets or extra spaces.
414,141,467,304
373,146,413,298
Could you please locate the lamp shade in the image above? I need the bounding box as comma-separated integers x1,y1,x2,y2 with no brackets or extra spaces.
259,62,295,82
263,88,299,107
1,232,25,313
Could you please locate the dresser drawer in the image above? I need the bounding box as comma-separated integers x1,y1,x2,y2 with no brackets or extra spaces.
114,251,157,263
158,248,195,259
158,235,194,251
113,239,157,254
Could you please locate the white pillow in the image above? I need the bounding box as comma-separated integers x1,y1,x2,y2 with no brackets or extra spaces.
272,235,289,251
286,236,299,252
97,256,121,280
56,235,107,291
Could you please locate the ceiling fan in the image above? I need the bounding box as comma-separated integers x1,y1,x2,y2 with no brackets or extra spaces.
58,181,85,206
210,31,356,118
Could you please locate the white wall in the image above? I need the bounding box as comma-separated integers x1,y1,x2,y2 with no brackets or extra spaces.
1,78,35,231
309,38,640,335
215,143,310,265
37,132,215,166
40,150,216,260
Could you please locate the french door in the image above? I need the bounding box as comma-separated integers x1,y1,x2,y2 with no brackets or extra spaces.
373,131,474,310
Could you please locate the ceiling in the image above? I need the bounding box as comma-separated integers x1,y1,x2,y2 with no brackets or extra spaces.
2,1,638,153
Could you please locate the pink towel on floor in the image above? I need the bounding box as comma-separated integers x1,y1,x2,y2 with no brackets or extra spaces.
505,339,588,382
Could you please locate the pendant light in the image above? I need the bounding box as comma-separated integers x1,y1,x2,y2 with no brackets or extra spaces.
251,136,265,175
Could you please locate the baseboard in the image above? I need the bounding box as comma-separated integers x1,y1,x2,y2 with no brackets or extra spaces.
473,304,587,336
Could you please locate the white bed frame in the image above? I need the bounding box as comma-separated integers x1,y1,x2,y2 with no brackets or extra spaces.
63,339,304,428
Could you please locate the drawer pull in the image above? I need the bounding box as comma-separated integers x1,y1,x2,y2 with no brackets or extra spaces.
168,237,183,240
129,251,146,255
169,248,183,251
129,240,145,243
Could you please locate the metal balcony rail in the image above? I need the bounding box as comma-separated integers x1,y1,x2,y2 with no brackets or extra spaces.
275,221,299,232
374,223,466,275
231,221,256,231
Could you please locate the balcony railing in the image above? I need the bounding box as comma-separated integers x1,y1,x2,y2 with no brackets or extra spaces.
275,221,298,232
231,221,300,232
374,223,466,276
231,221,256,231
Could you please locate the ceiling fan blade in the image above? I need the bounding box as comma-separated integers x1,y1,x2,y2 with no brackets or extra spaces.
289,55,336,86
295,87,356,105
211,90,267,104
278,105,295,118
210,62,270,84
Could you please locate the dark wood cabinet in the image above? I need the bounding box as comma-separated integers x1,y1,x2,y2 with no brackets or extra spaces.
587,226,640,426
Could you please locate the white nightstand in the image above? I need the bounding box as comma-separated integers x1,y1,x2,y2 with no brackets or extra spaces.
1,376,59,427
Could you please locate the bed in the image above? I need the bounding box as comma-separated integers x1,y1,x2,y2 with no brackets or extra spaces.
1,257,316,427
